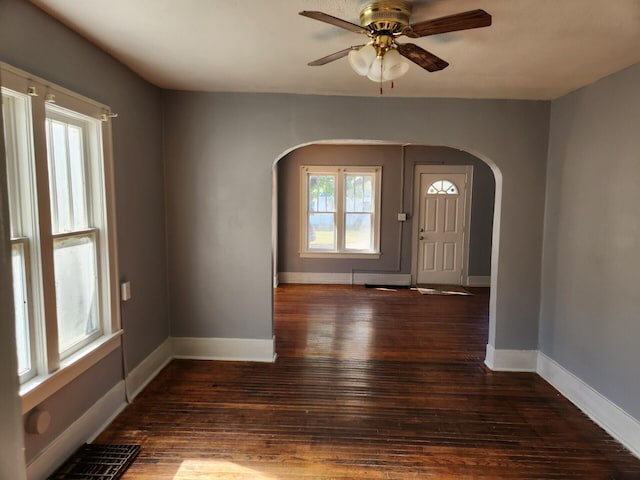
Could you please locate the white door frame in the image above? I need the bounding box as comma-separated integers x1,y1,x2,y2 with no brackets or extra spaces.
410,164,473,285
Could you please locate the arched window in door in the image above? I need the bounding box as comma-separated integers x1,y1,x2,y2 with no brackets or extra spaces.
427,179,458,195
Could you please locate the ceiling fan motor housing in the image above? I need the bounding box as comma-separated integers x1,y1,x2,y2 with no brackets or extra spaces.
360,1,412,34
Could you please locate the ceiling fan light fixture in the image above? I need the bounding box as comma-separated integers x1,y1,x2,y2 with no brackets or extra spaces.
366,56,384,82
348,44,377,76
365,48,409,82
381,48,409,81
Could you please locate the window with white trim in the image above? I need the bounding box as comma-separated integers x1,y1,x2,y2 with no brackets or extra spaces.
2,63,120,399
300,166,381,258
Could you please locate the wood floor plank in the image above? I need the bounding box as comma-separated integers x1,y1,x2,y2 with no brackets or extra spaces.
96,284,640,479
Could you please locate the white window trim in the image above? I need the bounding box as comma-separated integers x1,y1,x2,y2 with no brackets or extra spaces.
1,62,121,412
4,88,42,384
20,331,122,414
299,165,382,259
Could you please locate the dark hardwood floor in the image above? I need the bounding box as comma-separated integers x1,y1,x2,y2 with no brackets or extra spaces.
96,284,640,479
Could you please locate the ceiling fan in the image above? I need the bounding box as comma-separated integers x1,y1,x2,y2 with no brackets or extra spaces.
299,1,491,84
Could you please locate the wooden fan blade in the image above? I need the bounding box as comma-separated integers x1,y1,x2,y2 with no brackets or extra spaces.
397,43,449,72
299,11,367,34
308,46,364,66
405,9,491,38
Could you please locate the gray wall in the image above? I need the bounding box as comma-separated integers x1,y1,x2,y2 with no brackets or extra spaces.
541,62,640,420
277,144,494,277
2,0,637,474
163,91,549,349
0,0,168,465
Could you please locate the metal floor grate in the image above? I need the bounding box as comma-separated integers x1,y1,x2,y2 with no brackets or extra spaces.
48,444,140,480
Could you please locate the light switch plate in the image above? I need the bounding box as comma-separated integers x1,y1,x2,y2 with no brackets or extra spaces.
121,281,131,301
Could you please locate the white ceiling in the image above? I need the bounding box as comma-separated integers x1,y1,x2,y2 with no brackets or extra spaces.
30,0,640,100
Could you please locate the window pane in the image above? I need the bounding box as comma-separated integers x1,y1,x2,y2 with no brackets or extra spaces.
11,243,31,376
67,125,88,229
47,118,89,233
53,235,99,355
345,174,355,211
345,213,373,250
308,175,335,213
308,213,335,251
345,174,373,212
47,120,72,232
427,179,458,195
2,94,21,237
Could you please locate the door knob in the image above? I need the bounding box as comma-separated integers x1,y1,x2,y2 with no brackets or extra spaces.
420,235,425,240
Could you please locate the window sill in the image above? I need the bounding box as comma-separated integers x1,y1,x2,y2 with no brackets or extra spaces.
299,251,382,259
20,331,123,414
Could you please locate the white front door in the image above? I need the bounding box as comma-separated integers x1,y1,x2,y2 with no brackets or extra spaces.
413,166,471,285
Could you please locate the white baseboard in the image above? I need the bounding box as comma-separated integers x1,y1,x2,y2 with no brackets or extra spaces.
467,275,491,287
279,272,411,286
485,346,640,459
484,344,537,372
25,338,639,480
537,352,640,459
172,336,276,362
354,273,411,286
279,272,352,284
26,381,127,480
125,338,173,400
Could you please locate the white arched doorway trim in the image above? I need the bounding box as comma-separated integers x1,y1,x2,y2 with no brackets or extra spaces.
271,139,503,367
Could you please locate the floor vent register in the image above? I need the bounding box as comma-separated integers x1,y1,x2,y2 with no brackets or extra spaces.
48,443,140,480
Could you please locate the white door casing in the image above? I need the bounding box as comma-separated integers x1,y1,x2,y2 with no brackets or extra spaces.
411,165,472,285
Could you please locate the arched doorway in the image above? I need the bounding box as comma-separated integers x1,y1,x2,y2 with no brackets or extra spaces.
272,142,501,358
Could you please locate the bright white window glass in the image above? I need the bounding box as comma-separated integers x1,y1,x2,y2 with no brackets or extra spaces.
11,242,31,376
307,174,336,251
53,234,100,354
67,125,87,228
47,119,88,232
46,109,102,358
3,95,21,237
344,174,374,250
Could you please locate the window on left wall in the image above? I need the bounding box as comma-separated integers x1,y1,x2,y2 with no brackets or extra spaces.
1,63,121,410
